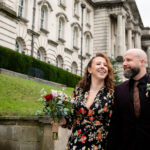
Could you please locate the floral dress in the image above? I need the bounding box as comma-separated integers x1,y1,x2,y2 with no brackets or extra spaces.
65,87,114,150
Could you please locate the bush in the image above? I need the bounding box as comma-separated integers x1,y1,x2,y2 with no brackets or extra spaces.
0,45,81,87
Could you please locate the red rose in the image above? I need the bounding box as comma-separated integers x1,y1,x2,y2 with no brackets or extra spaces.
44,94,53,101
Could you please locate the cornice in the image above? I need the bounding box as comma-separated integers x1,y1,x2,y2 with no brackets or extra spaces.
0,2,17,19
142,35,150,40
86,0,124,8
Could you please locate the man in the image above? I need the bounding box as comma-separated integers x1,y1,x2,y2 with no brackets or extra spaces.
108,48,150,150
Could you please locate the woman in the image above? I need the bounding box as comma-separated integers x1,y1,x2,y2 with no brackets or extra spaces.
62,52,115,150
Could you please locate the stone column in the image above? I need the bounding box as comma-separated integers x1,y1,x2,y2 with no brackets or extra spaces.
147,46,150,68
127,28,132,49
135,32,139,48
134,26,141,49
117,14,123,56
122,15,126,54
138,34,141,48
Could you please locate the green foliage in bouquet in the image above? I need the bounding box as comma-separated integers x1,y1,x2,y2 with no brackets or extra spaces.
39,88,74,122
36,88,74,140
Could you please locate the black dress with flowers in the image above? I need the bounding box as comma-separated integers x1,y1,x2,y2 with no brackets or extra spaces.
65,87,114,150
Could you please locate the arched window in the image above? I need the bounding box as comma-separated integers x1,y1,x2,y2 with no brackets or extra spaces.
18,0,24,17
58,18,64,39
85,35,90,53
37,48,46,61
15,39,24,54
37,50,41,60
56,55,63,68
73,27,78,47
15,41,20,52
71,62,78,74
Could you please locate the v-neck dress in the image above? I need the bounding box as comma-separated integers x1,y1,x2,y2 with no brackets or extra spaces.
65,87,114,150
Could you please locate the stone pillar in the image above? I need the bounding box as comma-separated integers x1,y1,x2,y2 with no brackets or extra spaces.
122,15,126,54
147,46,150,68
135,32,139,48
127,29,132,49
134,26,141,49
138,34,141,48
117,14,123,56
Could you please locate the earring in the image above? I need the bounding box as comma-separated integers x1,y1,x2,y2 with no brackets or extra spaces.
88,73,91,79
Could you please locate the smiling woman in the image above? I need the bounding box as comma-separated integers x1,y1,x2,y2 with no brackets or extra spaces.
57,52,115,150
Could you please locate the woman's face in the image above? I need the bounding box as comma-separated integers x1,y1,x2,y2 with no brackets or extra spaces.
88,56,108,80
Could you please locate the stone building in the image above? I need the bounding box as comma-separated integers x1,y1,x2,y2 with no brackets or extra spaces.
0,0,150,76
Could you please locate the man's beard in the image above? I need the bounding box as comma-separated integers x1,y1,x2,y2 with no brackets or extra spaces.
124,67,140,79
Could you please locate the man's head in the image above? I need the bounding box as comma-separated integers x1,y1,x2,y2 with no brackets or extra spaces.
123,48,147,80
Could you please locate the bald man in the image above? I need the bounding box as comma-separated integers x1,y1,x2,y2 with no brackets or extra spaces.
108,49,150,150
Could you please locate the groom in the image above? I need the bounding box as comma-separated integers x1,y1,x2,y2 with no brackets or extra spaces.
108,48,150,150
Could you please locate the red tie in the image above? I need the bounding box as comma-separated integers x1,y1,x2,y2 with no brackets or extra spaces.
133,81,140,117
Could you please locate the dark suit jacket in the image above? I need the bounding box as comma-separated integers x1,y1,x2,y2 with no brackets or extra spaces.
108,75,150,150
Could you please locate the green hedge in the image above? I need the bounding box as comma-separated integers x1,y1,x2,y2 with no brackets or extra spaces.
0,45,82,87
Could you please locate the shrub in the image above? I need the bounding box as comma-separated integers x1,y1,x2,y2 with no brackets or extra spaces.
0,45,81,87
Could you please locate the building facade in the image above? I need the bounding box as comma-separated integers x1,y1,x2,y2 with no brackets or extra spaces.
0,0,150,76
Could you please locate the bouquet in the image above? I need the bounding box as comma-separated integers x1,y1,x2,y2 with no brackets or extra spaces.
39,88,74,140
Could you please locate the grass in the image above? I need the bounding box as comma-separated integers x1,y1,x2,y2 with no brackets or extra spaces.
0,74,74,116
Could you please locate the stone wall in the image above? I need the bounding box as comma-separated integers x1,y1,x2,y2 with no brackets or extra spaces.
0,116,71,150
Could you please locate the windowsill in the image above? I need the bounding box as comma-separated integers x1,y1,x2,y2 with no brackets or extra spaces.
58,37,66,43
48,39,58,47
17,16,29,23
58,3,66,10
85,52,91,57
27,29,40,37
73,45,79,50
73,14,79,20
64,48,73,54
40,28,49,34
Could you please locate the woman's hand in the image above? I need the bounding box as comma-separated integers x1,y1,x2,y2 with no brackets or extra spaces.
50,118,66,126
59,118,67,126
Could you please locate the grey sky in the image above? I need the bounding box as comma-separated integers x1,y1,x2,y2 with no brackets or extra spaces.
135,0,150,27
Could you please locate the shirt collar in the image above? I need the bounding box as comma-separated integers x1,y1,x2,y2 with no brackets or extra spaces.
129,73,148,86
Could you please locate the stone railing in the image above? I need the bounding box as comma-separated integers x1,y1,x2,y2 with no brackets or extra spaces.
0,116,71,150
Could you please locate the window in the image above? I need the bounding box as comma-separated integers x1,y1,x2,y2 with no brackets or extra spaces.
37,48,45,61
15,41,20,52
40,7,46,29
71,62,78,74
58,18,64,39
73,27,78,48
85,35,90,53
86,10,90,25
56,12,68,42
74,1,79,16
37,50,41,60
59,0,65,5
56,55,63,68
18,0,24,17
15,40,24,54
